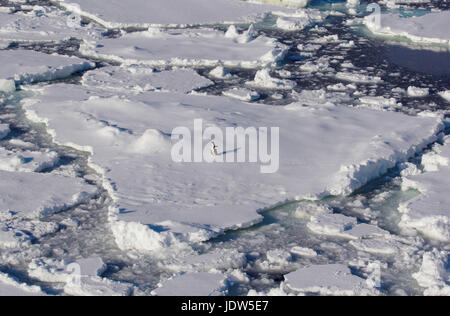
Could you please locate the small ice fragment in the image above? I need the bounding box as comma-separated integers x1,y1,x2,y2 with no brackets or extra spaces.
407,86,430,98
246,69,296,90
0,124,10,140
290,246,318,258
222,88,260,101
209,66,233,80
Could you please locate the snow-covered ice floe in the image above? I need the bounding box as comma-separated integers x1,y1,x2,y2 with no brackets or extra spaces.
0,148,58,172
223,88,261,102
28,257,133,296
246,69,296,89
399,137,450,242
82,67,213,94
284,264,378,296
0,8,100,43
21,81,444,254
274,9,327,31
153,272,228,296
0,171,96,220
364,11,450,47
252,0,311,8
0,272,44,296
80,27,288,68
0,50,94,85
53,0,290,28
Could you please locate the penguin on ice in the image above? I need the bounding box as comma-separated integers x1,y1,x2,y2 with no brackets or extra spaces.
211,141,219,156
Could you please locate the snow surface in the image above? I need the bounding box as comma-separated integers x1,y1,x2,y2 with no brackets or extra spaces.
22,83,444,254
284,264,377,295
82,67,213,94
153,272,227,296
80,28,288,68
0,170,97,219
0,50,94,85
399,138,450,242
53,0,290,28
364,11,450,46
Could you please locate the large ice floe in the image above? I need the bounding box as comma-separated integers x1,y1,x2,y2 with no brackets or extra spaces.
0,50,94,85
52,0,288,28
0,7,100,43
80,27,288,68
399,136,450,242
21,78,444,255
364,10,450,47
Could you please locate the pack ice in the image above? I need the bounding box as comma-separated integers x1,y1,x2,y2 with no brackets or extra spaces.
53,0,288,28
80,27,288,68
22,81,444,254
0,50,94,85
364,11,450,47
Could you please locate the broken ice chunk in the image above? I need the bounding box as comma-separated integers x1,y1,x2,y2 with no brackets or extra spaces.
407,86,430,98
412,249,450,296
0,124,10,140
0,79,15,93
246,69,296,90
222,88,260,102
